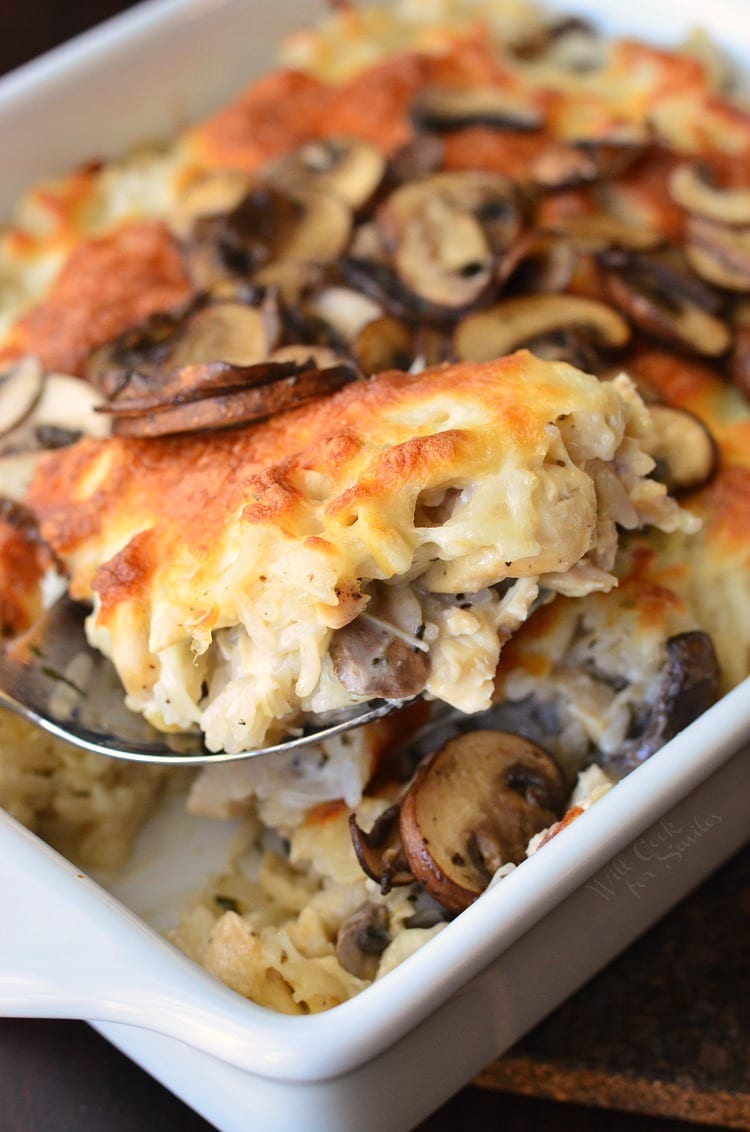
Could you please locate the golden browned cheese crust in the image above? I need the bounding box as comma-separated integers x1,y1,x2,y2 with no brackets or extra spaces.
27,350,689,752
0,516,54,637
27,352,625,605
0,221,191,375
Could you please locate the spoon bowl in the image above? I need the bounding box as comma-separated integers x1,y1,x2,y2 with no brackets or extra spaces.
0,597,403,764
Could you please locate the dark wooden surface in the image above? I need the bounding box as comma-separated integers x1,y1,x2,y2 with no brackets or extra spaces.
0,4,747,1131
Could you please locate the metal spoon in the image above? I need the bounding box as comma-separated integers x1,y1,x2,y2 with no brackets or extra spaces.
0,597,401,764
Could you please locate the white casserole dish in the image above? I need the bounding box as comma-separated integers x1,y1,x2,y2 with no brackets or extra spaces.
1,1,749,1128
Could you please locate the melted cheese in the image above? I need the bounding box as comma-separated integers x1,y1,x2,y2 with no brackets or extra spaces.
28,353,693,752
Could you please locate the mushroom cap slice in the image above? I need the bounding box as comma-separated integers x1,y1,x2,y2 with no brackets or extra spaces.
604,264,731,357
172,168,253,238
529,138,644,190
603,632,719,778
729,324,750,401
102,360,357,437
256,186,352,269
167,301,272,368
454,293,629,363
330,613,430,699
685,217,750,292
648,404,718,493
264,137,386,210
0,356,44,438
410,84,543,133
498,231,575,293
546,212,662,252
377,172,521,310
352,316,415,375
335,902,390,980
669,163,750,227
399,730,566,913
349,804,414,894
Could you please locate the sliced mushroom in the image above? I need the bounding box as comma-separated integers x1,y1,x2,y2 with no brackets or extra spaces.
0,371,109,500
330,613,430,699
668,163,750,227
306,287,383,344
546,212,662,252
187,184,352,291
685,216,750,292
167,301,273,368
0,373,107,452
498,230,574,293
340,255,445,320
352,316,414,375
87,295,278,392
0,356,44,438
648,404,718,493
269,344,346,369
386,135,444,185
30,374,109,440
410,85,543,133
85,300,202,392
349,804,414,894
454,294,629,363
603,631,719,778
102,360,357,438
335,902,390,980
172,168,253,238
729,324,750,401
264,137,386,210
399,730,566,913
377,172,521,310
603,256,731,357
520,17,606,72
530,138,644,190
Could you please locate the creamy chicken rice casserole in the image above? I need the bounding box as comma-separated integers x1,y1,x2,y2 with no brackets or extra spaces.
1,0,749,1011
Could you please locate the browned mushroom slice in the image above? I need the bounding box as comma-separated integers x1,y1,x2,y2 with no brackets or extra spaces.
685,216,750,292
603,631,719,778
729,324,750,401
377,172,521,310
167,300,274,368
270,344,346,369
352,316,414,375
306,287,383,344
454,294,629,363
668,163,750,227
530,138,644,190
340,256,446,320
349,804,414,894
330,613,430,699
0,370,109,500
0,356,44,437
518,16,605,71
184,187,299,288
387,135,444,185
399,730,566,914
263,137,386,210
410,85,543,133
604,257,731,357
85,303,196,392
171,168,253,238
335,902,391,980
648,404,718,493
188,184,351,288
101,359,284,414
498,230,574,293
546,212,661,252
103,362,357,437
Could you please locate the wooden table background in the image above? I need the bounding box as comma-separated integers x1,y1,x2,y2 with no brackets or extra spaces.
0,4,747,1130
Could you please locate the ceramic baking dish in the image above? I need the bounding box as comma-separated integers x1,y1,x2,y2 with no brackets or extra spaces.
1,1,749,1129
